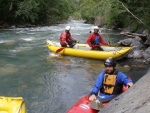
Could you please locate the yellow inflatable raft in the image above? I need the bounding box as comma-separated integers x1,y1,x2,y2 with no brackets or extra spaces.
0,96,26,113
46,40,134,60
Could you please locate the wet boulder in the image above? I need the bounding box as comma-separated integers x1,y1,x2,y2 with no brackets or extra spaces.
146,58,150,64
142,51,150,59
133,50,142,59
142,47,150,64
143,58,150,65
144,36,150,46
143,29,149,36
127,52,134,58
130,40,143,49
145,47,150,54
117,36,150,59
117,36,143,49
127,49,143,59
117,38,132,46
143,30,150,45
118,36,143,49
118,29,150,60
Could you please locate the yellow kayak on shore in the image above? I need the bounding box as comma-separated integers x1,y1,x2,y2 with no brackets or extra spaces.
0,96,26,113
46,40,134,60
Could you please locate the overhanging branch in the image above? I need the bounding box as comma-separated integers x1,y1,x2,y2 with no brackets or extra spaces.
118,0,145,25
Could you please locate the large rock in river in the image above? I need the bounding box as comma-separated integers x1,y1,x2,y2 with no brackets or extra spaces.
99,68,150,113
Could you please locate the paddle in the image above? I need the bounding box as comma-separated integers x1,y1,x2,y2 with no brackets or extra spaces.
48,40,65,53
56,47,65,53
90,98,104,110
55,42,79,53
105,29,110,46
90,90,104,110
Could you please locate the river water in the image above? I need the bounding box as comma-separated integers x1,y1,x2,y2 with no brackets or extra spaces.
0,20,149,113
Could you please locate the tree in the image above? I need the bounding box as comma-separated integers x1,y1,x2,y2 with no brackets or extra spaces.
0,0,72,25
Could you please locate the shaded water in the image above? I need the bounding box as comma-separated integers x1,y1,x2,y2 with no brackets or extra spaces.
0,20,149,113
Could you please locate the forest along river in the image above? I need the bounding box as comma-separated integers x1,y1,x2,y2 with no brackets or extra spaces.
0,20,149,113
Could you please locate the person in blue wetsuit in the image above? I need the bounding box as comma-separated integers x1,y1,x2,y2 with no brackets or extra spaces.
89,57,133,102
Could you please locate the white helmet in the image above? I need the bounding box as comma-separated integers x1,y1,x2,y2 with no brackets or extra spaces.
93,26,99,30
65,26,71,31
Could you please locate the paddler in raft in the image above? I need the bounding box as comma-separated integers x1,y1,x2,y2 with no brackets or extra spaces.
87,26,109,50
89,57,133,102
60,26,79,48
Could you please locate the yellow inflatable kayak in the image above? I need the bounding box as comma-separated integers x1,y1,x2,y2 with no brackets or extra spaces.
46,40,134,60
0,96,26,113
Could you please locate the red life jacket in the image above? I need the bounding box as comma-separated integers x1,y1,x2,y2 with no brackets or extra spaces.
87,33,108,47
60,31,74,45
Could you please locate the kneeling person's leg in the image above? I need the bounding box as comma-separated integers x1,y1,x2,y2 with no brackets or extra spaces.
69,40,76,48
61,42,67,47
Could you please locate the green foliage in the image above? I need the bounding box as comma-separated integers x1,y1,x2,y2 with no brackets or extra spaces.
0,0,72,25
118,0,150,30
0,0,150,30
79,0,96,20
79,0,150,30
0,0,16,22
15,0,40,23
46,0,71,22
69,0,82,19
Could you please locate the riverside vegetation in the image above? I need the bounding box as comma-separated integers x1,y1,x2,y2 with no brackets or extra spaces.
0,0,150,31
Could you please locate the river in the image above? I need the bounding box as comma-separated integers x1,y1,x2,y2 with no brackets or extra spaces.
0,20,149,113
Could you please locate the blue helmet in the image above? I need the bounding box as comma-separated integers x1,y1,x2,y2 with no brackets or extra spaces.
104,57,116,67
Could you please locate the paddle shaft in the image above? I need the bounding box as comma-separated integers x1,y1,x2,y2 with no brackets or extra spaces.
106,30,110,45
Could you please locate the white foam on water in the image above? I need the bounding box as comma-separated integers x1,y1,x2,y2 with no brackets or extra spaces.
75,33,81,35
49,52,60,57
9,49,20,53
26,32,35,35
0,40,6,44
0,40,16,45
12,46,33,53
21,37,34,42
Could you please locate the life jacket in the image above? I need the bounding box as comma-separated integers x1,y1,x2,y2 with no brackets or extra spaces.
60,32,73,45
95,36,100,44
90,33,100,45
100,70,123,95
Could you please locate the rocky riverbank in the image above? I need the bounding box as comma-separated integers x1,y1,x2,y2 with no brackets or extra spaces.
99,67,150,113
116,29,150,64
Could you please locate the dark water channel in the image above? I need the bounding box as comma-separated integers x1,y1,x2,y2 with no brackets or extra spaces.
0,20,149,113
